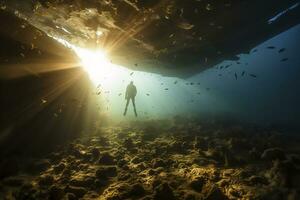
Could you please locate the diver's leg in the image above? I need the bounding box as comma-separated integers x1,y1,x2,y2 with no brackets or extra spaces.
124,98,130,116
132,97,137,117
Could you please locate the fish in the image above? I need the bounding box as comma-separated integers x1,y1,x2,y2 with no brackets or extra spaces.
234,73,237,80
249,74,257,78
252,49,258,53
206,88,210,91
96,91,101,95
278,48,286,53
236,62,241,65
174,81,178,84
134,63,138,66
41,99,47,104
146,93,150,96
118,93,122,96
241,71,245,76
281,58,288,62
130,72,134,76
190,82,194,85
197,82,201,85
267,46,275,49
225,65,231,68
165,88,169,90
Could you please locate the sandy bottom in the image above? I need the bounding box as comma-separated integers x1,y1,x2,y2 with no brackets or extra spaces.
0,120,300,200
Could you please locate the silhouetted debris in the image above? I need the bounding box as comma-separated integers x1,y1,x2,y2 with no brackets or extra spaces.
281,58,288,62
278,48,286,53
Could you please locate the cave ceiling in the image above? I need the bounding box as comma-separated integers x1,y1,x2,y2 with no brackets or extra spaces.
0,0,300,78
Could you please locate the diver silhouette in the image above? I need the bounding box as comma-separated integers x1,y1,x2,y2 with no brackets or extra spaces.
123,81,137,117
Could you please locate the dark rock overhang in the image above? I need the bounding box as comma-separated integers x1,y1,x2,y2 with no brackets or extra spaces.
0,0,300,78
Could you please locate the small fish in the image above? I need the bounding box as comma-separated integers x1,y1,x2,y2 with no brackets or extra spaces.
252,49,258,53
249,74,257,78
197,92,201,95
278,48,286,53
96,91,101,95
134,63,138,66
267,46,275,49
174,81,178,84
241,71,245,76
118,93,122,96
190,82,194,85
281,58,288,62
146,93,150,96
97,84,101,88
41,99,47,104
220,66,224,69
164,88,169,90
234,73,237,80
197,82,201,85
225,65,230,68
218,74,222,76
206,88,210,91
161,83,164,85
236,62,241,65
130,72,134,76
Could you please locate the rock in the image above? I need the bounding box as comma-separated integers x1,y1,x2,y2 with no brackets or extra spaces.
95,166,117,179
202,183,228,200
99,153,115,165
124,138,134,149
152,158,166,168
53,163,66,174
38,174,54,186
31,159,51,172
261,148,285,161
49,185,64,200
65,185,87,198
70,176,94,187
131,156,141,164
91,148,100,160
128,183,146,197
189,176,205,192
65,193,76,200
154,182,175,200
247,175,268,185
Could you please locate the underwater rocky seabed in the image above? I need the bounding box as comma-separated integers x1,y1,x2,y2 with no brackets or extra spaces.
0,118,299,200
